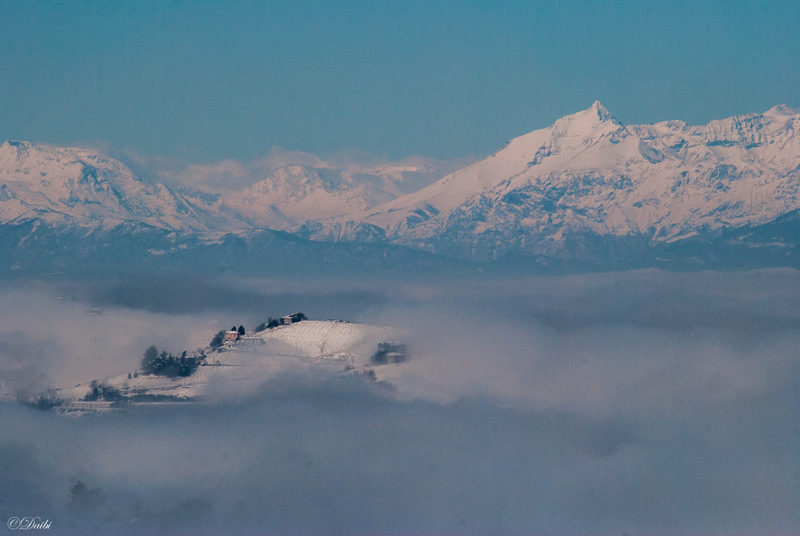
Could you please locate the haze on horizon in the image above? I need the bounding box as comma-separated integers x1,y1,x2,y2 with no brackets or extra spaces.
1,1,799,164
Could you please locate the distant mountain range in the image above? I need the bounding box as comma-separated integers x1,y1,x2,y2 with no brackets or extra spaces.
2,102,799,273
0,140,446,232
304,101,800,260
0,140,235,231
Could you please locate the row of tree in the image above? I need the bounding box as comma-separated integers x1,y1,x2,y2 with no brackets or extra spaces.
82,380,123,401
255,318,282,332
141,346,201,377
208,313,308,350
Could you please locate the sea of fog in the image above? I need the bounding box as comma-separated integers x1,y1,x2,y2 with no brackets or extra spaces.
1,269,798,535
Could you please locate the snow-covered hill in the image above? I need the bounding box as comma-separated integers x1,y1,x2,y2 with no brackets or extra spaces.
307,102,800,259
54,320,402,414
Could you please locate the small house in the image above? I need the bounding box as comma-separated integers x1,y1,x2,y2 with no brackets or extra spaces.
371,342,408,365
223,330,240,343
281,312,307,325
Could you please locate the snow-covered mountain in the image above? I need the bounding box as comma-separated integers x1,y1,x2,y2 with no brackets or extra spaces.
0,141,448,233
3,102,800,269
0,140,247,231
306,102,800,260
223,156,448,229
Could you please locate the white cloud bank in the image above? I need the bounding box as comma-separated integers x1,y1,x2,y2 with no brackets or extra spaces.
0,269,798,535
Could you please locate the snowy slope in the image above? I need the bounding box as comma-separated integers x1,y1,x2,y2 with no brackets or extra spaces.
0,141,445,232
250,320,395,362
5,103,800,263
309,102,800,258
222,157,448,229
0,141,245,231
55,320,401,413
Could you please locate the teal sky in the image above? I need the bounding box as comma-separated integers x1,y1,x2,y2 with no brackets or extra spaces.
1,1,799,161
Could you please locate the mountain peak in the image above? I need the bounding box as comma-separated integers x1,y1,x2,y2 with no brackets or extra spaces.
764,103,799,116
589,100,615,122
557,101,621,127
547,101,624,144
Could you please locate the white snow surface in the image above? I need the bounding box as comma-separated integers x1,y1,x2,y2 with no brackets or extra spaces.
56,320,399,411
0,141,245,231
3,102,800,255
310,102,800,254
223,158,448,229
0,141,445,232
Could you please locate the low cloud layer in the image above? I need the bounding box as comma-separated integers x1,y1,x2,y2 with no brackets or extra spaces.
1,270,798,534
0,285,221,397
367,270,800,418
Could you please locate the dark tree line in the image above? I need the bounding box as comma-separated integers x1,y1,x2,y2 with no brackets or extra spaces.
141,346,200,377
256,318,281,332
82,380,123,401
19,388,64,410
254,314,306,332
209,330,226,350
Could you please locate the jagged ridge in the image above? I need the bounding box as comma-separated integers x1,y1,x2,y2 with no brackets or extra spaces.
309,102,800,260
2,102,800,265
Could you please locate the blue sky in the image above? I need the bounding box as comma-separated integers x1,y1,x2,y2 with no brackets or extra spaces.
1,1,798,161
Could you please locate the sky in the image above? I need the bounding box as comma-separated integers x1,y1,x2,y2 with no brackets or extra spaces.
1,1,799,163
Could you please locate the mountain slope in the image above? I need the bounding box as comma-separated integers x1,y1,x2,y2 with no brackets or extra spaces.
223,157,447,228
3,102,800,269
308,102,800,260
0,141,449,233
0,141,243,231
